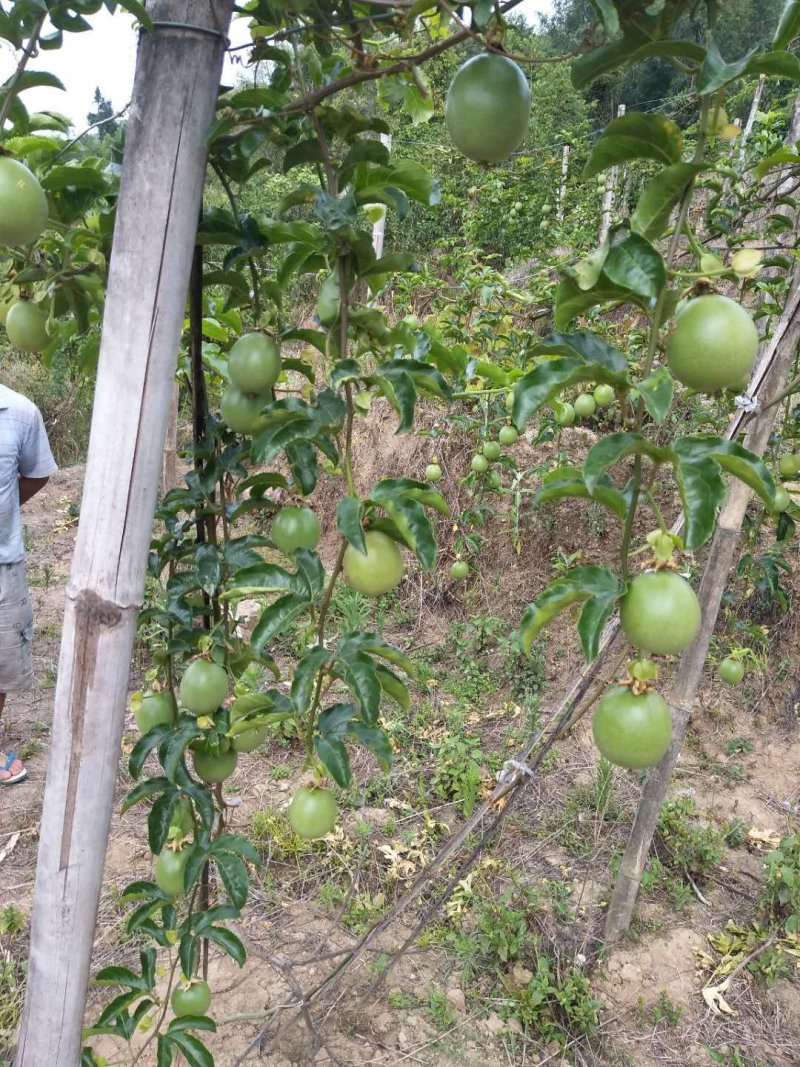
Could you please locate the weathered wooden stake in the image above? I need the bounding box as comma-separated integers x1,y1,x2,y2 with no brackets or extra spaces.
14,3,233,1062
371,132,392,257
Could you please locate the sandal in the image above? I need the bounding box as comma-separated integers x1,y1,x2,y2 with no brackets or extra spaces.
0,751,27,785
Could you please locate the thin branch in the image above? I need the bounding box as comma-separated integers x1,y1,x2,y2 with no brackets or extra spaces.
44,104,130,172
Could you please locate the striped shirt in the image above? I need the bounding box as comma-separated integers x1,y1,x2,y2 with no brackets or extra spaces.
0,385,57,564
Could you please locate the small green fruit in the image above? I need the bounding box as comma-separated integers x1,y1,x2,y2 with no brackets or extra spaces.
451,560,469,580
425,463,443,482
593,384,614,407
574,394,597,419
772,486,791,513
555,403,575,427
498,425,518,446
482,440,502,461
778,454,800,478
471,454,489,474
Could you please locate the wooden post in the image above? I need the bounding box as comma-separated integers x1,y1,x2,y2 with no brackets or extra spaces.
598,104,625,244
14,3,233,1063
371,132,392,257
556,142,570,221
604,275,800,942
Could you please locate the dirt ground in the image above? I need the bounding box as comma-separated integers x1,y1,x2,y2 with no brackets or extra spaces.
2,427,799,1066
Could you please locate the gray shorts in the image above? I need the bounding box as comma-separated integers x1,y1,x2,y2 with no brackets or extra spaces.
0,561,34,693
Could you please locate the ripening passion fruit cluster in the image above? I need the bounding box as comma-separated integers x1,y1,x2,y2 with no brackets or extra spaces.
221,332,282,435
0,157,52,353
591,556,704,770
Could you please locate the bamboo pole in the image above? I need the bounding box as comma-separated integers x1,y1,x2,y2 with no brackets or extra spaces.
738,75,766,171
598,104,625,244
371,132,392,257
604,274,800,942
556,142,570,221
161,380,180,493
14,3,233,1062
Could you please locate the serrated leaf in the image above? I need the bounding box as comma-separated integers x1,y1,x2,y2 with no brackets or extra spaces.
519,566,621,660
638,367,674,423
584,113,682,177
631,163,702,241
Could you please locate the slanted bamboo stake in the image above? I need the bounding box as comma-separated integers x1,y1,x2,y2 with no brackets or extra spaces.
604,273,800,943
556,142,570,221
14,4,233,1063
598,104,625,244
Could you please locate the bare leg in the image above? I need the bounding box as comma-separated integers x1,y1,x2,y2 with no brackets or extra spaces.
0,692,25,782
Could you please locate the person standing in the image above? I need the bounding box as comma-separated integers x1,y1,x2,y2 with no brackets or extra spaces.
0,383,57,784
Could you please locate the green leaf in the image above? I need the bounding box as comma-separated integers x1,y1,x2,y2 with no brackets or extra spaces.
602,231,666,301
361,252,418,278
121,777,170,815
338,632,414,675
336,651,381,724
583,113,682,178
339,139,391,184
754,145,800,179
194,543,221,596
697,42,751,95
638,367,674,423
128,724,172,779
250,594,309,655
375,666,411,710
531,465,629,521
93,964,152,992
166,1031,214,1067
671,454,726,549
572,239,609,291
291,645,331,715
631,163,702,241
367,481,437,568
512,335,629,430
746,50,800,80
224,562,299,596
40,166,108,192
675,437,776,505
205,926,246,967
215,852,250,909
283,138,323,173
148,792,180,855
588,0,619,36
336,497,366,553
349,722,392,771
554,274,643,330
572,29,648,88
519,566,621,661
404,80,434,125
293,549,325,599
584,431,670,493
774,0,800,49
315,735,351,788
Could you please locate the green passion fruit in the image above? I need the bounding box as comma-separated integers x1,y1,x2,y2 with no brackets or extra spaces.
482,440,502,461
192,746,238,783
778,454,800,478
228,332,281,394
593,384,615,407
134,691,175,734
172,979,212,1018
288,786,339,839
271,506,321,555
719,657,745,685
6,300,50,353
592,686,673,769
498,425,518,446
620,571,701,655
555,402,575,427
772,486,791,513
666,295,758,393
425,463,443,482
0,157,48,248
574,393,597,419
343,530,404,597
471,454,489,474
220,384,268,435
451,560,469,580
179,659,229,716
155,848,189,897
445,53,531,164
